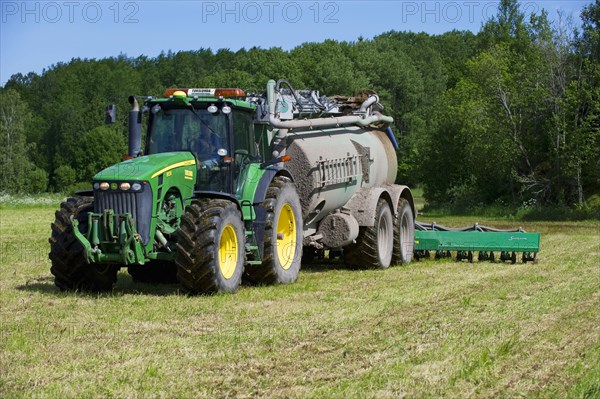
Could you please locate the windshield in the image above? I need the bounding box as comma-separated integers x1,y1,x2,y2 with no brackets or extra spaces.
148,107,227,161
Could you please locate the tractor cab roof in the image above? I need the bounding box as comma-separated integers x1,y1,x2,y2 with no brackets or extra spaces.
150,87,256,111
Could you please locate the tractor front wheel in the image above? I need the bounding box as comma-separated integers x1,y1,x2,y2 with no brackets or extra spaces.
175,199,245,294
49,197,119,292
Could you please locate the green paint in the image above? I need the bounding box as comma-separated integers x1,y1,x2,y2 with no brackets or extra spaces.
151,95,256,111
94,151,196,183
236,162,266,220
414,230,541,253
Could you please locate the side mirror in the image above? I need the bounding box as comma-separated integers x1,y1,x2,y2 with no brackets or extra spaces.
105,104,116,124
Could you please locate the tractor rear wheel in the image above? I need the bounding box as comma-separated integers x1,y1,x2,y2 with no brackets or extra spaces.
128,261,178,284
49,197,119,292
344,198,394,269
244,177,302,285
392,198,415,265
175,199,245,294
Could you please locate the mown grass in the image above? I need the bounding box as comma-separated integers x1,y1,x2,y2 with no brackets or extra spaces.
0,193,65,209
420,203,600,222
0,206,598,398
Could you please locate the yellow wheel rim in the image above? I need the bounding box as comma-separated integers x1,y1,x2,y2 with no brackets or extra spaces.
218,225,238,279
277,204,296,270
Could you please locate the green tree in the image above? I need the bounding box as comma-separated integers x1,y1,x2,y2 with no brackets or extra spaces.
73,125,127,183
53,164,77,189
291,40,370,94
0,89,47,193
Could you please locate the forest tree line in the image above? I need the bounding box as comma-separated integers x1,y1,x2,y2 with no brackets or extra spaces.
1,0,598,209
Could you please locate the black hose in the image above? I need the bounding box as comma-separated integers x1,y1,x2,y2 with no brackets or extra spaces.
275,79,303,114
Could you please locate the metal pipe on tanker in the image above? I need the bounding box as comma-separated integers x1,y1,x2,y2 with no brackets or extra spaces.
271,129,288,158
267,79,277,117
265,79,394,133
268,113,393,130
359,94,379,113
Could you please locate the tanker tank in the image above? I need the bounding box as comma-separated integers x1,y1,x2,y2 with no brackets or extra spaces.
285,125,398,227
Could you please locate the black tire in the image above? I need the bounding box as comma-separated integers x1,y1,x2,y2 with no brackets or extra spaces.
49,197,118,292
128,260,178,284
244,177,303,285
301,246,316,265
344,198,394,269
176,199,245,294
392,198,415,265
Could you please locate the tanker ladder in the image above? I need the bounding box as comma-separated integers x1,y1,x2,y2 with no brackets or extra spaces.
413,222,540,264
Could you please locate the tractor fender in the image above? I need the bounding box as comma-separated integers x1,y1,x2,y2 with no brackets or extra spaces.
252,166,294,204
75,189,94,197
346,184,415,227
193,190,242,211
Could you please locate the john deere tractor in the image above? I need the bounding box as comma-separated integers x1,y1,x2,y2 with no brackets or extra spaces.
49,79,418,293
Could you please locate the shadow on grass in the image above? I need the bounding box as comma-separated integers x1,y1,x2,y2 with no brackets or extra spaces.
15,274,186,297
16,261,358,296
300,259,352,273
16,276,58,294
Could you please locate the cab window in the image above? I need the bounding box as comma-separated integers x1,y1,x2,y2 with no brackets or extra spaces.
232,111,256,161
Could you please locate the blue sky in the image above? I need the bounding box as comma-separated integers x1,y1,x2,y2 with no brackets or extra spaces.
0,1,591,85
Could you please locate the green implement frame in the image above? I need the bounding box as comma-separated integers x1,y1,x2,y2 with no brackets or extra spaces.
414,222,540,263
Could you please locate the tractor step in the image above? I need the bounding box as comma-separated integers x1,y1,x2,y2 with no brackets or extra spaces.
414,222,540,264
246,260,262,265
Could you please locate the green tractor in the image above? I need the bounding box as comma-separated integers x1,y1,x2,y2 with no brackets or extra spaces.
49,80,417,293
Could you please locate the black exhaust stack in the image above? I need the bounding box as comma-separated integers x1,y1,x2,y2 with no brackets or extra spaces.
128,96,142,158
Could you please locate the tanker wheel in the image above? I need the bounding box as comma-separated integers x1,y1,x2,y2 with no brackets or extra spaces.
128,260,178,284
344,198,394,269
175,199,245,294
49,197,119,292
392,198,415,265
244,176,302,285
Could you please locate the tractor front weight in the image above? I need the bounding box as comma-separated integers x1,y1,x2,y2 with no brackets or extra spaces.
71,210,148,265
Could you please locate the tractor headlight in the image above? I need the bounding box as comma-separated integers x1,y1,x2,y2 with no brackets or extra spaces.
119,182,131,191
93,182,100,190
131,182,142,191
99,182,110,190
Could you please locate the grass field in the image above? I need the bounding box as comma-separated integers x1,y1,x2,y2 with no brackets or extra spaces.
0,204,599,398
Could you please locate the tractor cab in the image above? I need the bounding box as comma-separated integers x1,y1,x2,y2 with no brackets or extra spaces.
146,88,258,194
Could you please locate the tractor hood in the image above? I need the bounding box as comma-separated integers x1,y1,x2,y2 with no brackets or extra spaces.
94,152,196,182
